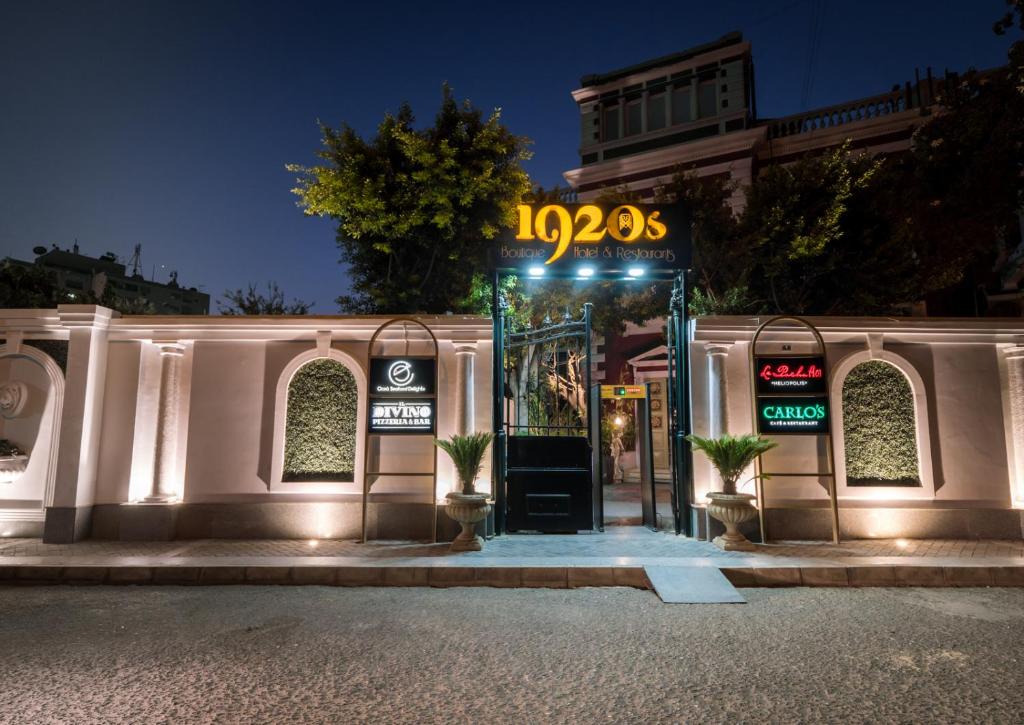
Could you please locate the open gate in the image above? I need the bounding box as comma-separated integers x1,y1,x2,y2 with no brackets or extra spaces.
495,304,595,533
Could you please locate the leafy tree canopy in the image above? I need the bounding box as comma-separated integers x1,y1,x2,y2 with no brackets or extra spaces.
289,85,531,314
219,282,311,315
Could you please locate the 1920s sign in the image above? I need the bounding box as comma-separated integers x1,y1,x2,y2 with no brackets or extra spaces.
755,356,827,395
756,396,830,435
369,399,435,434
495,203,691,276
369,358,436,397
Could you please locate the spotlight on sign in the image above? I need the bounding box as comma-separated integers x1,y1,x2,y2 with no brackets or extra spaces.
528,266,545,277
627,267,645,278
578,266,595,278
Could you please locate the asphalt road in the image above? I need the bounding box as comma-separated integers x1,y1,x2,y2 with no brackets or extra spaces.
0,585,1022,724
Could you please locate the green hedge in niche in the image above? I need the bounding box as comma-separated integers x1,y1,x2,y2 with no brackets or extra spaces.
283,358,357,482
842,360,920,486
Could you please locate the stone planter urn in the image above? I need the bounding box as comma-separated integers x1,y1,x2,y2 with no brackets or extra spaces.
0,454,29,484
706,492,758,551
445,492,492,552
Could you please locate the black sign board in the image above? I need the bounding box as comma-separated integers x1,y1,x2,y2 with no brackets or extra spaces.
755,356,827,395
495,203,691,277
756,396,830,435
369,399,435,434
370,357,436,397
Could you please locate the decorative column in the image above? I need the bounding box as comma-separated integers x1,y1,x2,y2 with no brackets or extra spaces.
705,343,731,438
1004,345,1024,506
453,342,477,436
145,342,185,502
46,305,114,543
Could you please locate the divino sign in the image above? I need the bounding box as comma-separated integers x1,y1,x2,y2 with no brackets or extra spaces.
368,357,436,434
494,203,691,277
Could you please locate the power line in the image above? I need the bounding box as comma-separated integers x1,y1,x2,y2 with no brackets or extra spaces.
800,0,826,110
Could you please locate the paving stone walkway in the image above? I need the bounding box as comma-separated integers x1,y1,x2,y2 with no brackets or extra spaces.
1,527,1021,561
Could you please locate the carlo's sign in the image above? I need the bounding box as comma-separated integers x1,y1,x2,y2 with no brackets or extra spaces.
756,396,830,435
755,356,827,395
496,203,691,275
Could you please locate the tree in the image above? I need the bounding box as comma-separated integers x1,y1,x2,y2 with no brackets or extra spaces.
289,85,531,314
0,260,158,314
662,145,925,316
219,282,311,315
0,261,64,308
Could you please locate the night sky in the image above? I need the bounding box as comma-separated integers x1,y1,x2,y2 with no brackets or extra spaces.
0,1,1013,312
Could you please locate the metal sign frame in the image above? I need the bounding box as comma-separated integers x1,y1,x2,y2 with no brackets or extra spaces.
361,318,440,544
749,316,840,544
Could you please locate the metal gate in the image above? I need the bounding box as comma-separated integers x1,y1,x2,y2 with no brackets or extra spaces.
494,303,594,533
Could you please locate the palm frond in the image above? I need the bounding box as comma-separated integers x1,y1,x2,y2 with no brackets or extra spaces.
686,433,778,494
435,432,494,494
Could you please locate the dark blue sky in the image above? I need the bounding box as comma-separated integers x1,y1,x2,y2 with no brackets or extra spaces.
0,1,1013,312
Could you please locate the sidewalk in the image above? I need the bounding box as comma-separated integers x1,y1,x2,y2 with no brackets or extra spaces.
2,528,1022,588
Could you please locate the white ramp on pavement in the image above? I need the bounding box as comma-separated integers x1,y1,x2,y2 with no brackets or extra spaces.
644,565,746,604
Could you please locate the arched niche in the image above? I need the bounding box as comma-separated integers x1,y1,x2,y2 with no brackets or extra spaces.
831,349,935,500
269,348,366,493
0,343,65,516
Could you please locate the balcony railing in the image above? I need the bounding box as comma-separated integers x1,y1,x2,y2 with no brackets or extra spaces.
766,90,910,140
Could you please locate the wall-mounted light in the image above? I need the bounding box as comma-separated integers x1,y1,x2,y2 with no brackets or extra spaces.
528,266,545,278
578,266,595,278
627,267,645,278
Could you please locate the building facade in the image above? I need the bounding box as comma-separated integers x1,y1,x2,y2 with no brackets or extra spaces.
0,307,490,542
1,306,1022,542
563,31,948,213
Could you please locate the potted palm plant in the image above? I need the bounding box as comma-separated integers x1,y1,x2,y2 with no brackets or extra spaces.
687,433,777,551
435,432,494,552
0,439,29,484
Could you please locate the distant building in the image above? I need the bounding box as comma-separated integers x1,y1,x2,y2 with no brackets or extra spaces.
4,244,210,315
565,31,951,211
564,31,1023,315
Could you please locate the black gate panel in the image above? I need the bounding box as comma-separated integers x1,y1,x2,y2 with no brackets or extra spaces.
506,436,592,532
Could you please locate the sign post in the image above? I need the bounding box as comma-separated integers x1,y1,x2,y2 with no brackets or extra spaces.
362,319,440,543
749,317,841,544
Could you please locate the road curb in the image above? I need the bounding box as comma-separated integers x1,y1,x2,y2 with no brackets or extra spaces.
1,564,1022,588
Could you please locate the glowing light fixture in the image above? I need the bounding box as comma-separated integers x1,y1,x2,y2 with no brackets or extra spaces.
528,266,545,277
307,539,319,548
627,267,645,278
578,266,595,278
613,415,625,427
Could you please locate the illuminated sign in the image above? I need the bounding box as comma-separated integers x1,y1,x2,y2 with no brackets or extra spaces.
369,358,435,396
756,396,830,435
370,400,435,434
755,356,827,394
600,384,646,399
495,203,691,277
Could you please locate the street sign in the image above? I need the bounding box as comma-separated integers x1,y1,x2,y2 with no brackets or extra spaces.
600,384,647,399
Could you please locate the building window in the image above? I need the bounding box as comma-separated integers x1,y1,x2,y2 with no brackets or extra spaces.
602,105,620,141
698,80,717,118
625,100,642,136
671,86,691,124
647,92,666,131
283,358,358,482
842,361,920,486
